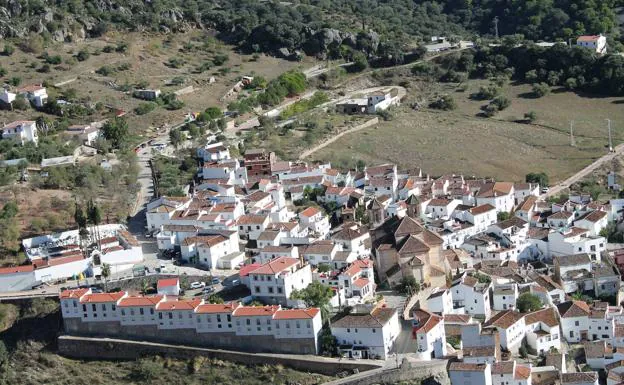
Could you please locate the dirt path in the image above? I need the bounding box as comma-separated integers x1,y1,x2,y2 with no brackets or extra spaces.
544,143,624,198
299,117,379,159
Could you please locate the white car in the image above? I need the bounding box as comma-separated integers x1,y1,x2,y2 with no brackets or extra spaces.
541,187,550,193
190,281,206,289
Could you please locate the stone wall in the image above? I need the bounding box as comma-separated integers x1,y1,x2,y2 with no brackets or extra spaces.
63,318,317,354
57,335,381,376
324,358,449,385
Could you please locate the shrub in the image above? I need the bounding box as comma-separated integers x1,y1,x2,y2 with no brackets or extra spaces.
429,95,456,110
2,44,14,56
524,111,537,123
0,67,6,77
213,54,229,66
481,103,498,117
491,96,511,111
96,65,114,76
76,49,90,62
8,77,20,86
532,82,550,98
134,102,157,115
473,84,500,100
38,64,51,73
45,54,62,65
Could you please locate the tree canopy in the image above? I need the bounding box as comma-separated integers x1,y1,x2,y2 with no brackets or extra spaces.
516,293,543,312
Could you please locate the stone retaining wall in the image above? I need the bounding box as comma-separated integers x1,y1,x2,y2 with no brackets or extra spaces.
57,335,381,376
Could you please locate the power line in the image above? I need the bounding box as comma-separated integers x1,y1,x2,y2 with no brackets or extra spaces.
607,118,613,152
493,16,499,40
570,120,575,147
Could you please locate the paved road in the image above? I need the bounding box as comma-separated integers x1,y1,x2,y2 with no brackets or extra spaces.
544,143,624,198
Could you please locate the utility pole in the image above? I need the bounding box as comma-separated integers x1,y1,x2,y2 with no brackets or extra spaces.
570,120,575,147
607,119,613,152
494,16,499,40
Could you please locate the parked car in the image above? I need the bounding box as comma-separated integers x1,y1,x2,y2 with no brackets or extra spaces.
203,286,214,294
541,187,550,193
190,281,206,289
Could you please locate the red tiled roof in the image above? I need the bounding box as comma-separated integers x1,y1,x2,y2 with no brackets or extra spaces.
233,305,280,317
300,206,321,217
195,302,238,314
80,292,125,303
239,263,262,277
353,278,370,288
118,295,163,307
249,257,300,275
274,308,320,319
60,288,89,299
157,278,179,289
0,264,35,275
156,299,201,311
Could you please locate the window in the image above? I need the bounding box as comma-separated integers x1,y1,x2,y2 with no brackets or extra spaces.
64,302,68,308
372,328,376,333
277,287,283,294
296,321,301,329
217,315,221,322
73,301,77,308
256,319,261,325
254,276,258,281
347,328,350,333
169,312,173,319
150,308,154,315
227,314,231,322
246,319,251,325
178,312,183,319
130,309,135,316
268,287,274,294
255,287,260,293
92,304,96,311
83,304,87,312
121,309,126,316
159,312,163,319
575,321,579,326
267,276,272,282
140,308,144,316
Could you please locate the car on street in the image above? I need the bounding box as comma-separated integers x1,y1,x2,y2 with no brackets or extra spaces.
541,187,550,193
190,281,206,289
211,277,220,285
203,286,214,294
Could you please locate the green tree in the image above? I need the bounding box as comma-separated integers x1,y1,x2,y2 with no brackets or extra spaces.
102,117,129,149
290,281,334,322
497,211,511,221
526,172,549,187
87,199,102,250
169,128,183,149
397,276,421,294
204,106,222,120
101,263,111,291
531,83,550,98
524,111,537,123
429,95,456,111
0,201,18,220
2,44,14,56
351,52,368,72
516,293,543,312
206,294,224,304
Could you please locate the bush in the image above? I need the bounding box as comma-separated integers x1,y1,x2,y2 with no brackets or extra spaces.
9,77,21,87
517,293,543,312
134,102,157,115
96,65,114,76
131,359,161,381
473,84,500,100
524,111,537,123
44,54,62,65
76,49,90,62
532,82,550,98
481,103,498,117
429,95,456,110
2,44,14,56
213,54,229,66
491,96,511,111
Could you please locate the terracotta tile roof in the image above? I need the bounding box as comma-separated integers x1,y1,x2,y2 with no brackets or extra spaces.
525,307,559,327
468,204,496,215
413,309,442,333
353,278,370,288
195,302,238,314
333,227,367,241
394,216,424,238
555,253,590,266
549,211,573,220
300,206,321,217
304,241,336,255
273,308,320,319
60,288,89,299
577,35,602,42
156,299,201,311
484,310,525,329
557,300,590,318
398,235,430,254
0,264,35,275
233,305,280,317
515,365,531,380
443,314,472,324
118,295,163,307
182,235,228,247
249,257,299,275
491,361,514,374
332,307,397,328
80,292,125,303
237,214,268,225
561,372,598,383
579,210,607,223
157,278,179,289
239,263,261,277
562,227,589,238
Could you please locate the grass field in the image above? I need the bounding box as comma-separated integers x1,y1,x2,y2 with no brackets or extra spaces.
313,79,624,182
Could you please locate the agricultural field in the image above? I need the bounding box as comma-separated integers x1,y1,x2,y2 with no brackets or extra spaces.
313,79,624,182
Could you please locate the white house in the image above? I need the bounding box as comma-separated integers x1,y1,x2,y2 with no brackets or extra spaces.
557,300,590,343
157,278,180,296
451,275,492,318
332,307,400,360
65,124,100,146
491,361,532,385
412,309,447,359
17,84,48,107
332,225,371,257
0,88,16,105
492,284,518,311
449,362,492,385
575,210,608,237
525,307,561,355
298,207,330,239
475,182,515,214
426,198,461,220
548,228,606,262
237,214,270,240
577,35,607,54
427,288,454,315
247,257,312,306
547,211,574,229
483,310,526,352
197,141,231,162
2,120,38,145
